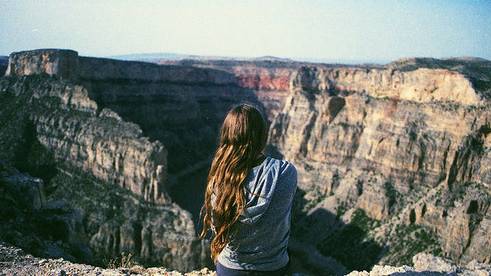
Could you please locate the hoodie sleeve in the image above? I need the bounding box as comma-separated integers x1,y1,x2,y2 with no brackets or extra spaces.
279,161,297,190
275,161,298,209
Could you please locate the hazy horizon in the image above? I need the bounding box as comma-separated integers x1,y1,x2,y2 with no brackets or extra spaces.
1,0,490,63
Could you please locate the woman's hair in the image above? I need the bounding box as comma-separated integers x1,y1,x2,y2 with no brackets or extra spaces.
200,103,268,261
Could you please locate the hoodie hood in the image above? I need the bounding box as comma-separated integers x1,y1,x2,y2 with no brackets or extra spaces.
239,156,282,224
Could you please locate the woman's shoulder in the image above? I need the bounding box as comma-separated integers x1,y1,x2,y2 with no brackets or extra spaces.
265,156,297,179
265,157,297,195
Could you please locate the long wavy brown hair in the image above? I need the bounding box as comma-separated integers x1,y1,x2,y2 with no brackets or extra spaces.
199,103,268,262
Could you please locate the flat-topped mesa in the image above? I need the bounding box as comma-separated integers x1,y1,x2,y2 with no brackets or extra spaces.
291,66,484,105
5,49,79,79
6,49,237,85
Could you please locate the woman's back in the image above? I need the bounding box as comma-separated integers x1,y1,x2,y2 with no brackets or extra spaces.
199,103,297,275
216,156,297,271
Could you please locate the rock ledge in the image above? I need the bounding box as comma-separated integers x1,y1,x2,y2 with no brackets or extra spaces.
0,243,215,276
348,253,491,276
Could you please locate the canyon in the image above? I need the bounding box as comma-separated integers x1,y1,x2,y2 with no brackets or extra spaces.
0,49,490,275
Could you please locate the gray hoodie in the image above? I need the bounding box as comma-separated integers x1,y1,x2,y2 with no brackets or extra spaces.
215,156,298,271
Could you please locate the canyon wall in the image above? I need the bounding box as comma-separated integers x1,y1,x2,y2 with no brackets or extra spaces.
4,49,262,217
1,49,260,270
269,61,491,269
156,59,301,121
3,60,168,203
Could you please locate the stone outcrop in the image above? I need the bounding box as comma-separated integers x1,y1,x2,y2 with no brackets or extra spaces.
0,242,215,276
0,76,168,203
348,253,491,276
5,49,79,79
3,49,260,207
0,161,92,263
228,65,293,120
0,72,208,270
291,66,484,105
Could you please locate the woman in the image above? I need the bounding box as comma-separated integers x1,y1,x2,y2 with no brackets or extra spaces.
200,103,297,276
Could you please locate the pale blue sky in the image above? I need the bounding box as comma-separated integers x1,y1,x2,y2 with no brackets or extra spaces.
1,0,490,63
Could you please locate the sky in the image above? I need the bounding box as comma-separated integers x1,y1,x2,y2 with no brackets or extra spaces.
0,0,490,63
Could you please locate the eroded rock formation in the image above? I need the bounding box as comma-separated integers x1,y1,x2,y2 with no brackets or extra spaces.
0,75,168,203
0,49,231,271
155,59,301,121
268,60,491,270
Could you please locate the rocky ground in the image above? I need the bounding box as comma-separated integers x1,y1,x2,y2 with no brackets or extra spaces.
348,253,491,276
0,243,215,276
2,242,490,276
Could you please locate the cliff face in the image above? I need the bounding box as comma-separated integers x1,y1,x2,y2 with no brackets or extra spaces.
6,49,79,80
0,75,168,203
4,49,261,213
75,56,260,221
269,60,491,269
228,65,293,120
290,66,484,105
155,59,300,121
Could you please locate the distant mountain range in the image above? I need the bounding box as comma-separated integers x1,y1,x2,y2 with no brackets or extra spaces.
109,52,392,65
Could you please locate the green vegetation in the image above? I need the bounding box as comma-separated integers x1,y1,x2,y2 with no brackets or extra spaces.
336,204,346,218
106,252,138,269
384,224,442,266
384,181,399,211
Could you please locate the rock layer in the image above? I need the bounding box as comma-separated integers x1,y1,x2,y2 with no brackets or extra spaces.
291,66,484,105
156,59,301,121
0,76,168,203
